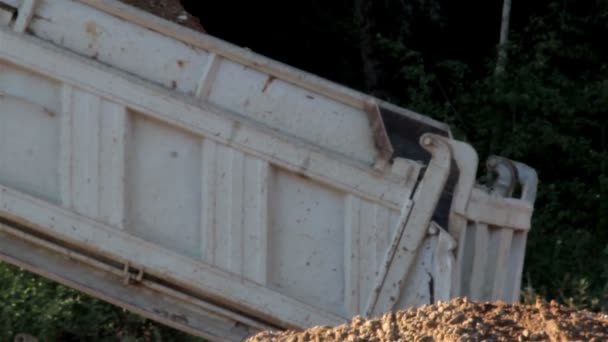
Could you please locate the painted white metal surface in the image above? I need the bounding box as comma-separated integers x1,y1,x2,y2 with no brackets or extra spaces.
1,0,400,166
0,1,538,341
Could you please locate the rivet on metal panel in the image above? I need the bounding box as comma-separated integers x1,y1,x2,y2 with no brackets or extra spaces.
421,136,433,147
427,221,439,236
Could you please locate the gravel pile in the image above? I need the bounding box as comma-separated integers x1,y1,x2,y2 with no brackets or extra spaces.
247,298,608,342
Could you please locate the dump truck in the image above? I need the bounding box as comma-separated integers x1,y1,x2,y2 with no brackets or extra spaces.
0,1,538,341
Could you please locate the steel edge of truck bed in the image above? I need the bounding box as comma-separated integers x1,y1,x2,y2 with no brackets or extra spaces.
89,0,451,131
5,0,452,143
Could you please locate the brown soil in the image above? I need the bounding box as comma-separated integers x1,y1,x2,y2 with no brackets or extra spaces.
118,0,205,32
247,298,608,342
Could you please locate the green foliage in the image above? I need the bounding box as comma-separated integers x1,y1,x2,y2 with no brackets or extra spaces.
0,262,204,341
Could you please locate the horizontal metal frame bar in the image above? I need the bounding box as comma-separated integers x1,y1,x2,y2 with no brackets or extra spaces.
0,184,347,329
0,220,269,341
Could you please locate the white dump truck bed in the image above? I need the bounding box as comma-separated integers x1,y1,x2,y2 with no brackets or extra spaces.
0,1,537,341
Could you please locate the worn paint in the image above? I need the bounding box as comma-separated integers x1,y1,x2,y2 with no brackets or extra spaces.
261,76,275,93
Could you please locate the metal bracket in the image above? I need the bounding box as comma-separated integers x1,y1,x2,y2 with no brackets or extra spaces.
487,155,538,204
13,0,36,33
0,1,17,27
511,160,538,204
123,261,144,285
0,0,36,32
364,98,395,170
487,155,518,197
365,133,453,317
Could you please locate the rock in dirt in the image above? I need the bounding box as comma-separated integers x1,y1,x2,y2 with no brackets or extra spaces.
247,298,608,342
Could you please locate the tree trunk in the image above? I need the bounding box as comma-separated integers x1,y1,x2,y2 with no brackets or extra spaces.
495,0,512,75
490,0,513,155
354,0,380,96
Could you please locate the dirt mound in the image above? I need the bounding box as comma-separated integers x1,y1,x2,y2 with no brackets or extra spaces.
247,298,608,342
118,0,205,32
